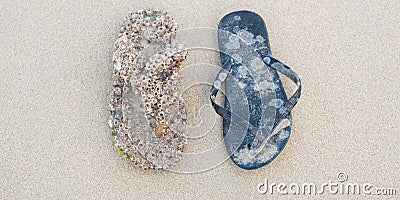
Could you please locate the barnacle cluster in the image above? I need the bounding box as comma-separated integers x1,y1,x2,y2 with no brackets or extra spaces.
109,10,188,169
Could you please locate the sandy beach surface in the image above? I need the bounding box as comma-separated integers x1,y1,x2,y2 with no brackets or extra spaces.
1,0,399,199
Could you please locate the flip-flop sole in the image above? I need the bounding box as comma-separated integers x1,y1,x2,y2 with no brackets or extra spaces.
109,10,188,169
218,10,292,170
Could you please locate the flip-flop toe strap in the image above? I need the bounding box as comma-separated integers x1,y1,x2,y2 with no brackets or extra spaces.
209,58,235,122
210,58,260,132
258,53,302,122
210,52,301,146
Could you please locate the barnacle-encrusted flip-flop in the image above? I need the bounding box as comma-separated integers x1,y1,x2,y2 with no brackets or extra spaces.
109,10,188,169
210,11,301,170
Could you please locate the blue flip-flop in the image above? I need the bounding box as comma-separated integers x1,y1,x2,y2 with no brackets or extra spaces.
210,10,301,170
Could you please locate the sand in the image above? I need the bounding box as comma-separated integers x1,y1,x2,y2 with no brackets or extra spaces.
0,0,399,199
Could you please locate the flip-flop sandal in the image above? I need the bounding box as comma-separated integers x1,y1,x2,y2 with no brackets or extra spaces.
109,9,188,169
210,10,301,170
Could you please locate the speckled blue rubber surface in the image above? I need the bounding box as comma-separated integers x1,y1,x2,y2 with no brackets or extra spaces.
210,10,301,170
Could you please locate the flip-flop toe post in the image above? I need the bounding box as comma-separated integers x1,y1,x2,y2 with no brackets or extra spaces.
109,10,188,169
210,10,301,170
